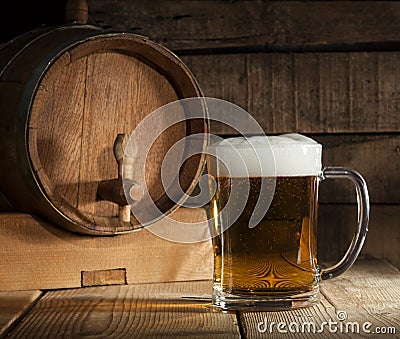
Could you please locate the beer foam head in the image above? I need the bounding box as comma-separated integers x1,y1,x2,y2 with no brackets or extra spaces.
207,134,322,177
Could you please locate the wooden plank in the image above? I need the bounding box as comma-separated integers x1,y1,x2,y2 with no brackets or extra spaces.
320,260,400,337
78,50,180,219
318,54,349,133
293,53,320,133
81,268,127,287
378,53,400,124
246,53,296,132
30,51,86,209
0,208,213,292
7,281,240,338
240,259,399,338
0,290,42,336
88,1,400,52
240,295,340,338
318,205,400,269
182,52,400,133
315,134,400,204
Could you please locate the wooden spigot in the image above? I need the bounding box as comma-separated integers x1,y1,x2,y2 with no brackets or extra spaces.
97,134,142,222
114,134,131,222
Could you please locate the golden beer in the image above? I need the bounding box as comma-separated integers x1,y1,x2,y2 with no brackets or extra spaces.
207,134,369,310
210,176,319,295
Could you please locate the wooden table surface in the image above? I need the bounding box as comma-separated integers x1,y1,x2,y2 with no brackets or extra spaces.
1,259,399,338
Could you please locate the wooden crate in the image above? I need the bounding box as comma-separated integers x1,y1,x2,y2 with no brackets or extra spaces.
0,208,213,292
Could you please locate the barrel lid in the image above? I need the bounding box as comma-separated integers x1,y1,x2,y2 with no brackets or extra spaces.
27,30,207,234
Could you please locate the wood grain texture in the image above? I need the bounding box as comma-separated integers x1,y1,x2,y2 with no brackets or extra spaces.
81,268,127,287
0,290,42,336
315,134,400,204
29,35,187,231
30,51,86,210
240,260,400,338
1,28,205,235
77,50,179,219
241,294,340,338
7,281,240,338
321,260,400,338
182,52,400,133
88,1,400,52
0,208,212,292
318,205,400,269
5,261,398,338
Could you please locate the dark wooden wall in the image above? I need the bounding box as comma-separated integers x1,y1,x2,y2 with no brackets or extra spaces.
0,0,66,43
1,1,399,267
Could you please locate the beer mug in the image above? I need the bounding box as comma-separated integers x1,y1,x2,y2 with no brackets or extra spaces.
207,134,369,310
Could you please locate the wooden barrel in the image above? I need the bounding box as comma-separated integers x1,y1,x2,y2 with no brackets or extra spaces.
0,25,207,235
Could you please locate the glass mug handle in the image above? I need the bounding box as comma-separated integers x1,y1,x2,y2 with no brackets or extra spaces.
319,167,370,280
